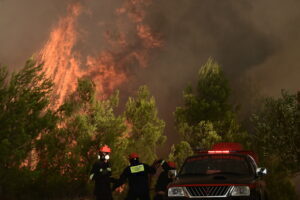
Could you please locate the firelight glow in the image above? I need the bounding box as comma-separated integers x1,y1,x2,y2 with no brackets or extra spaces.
38,0,162,108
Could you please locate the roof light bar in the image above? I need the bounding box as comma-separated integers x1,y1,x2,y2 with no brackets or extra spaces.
208,150,230,154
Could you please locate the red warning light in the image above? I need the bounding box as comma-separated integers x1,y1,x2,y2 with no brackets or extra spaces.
208,150,230,154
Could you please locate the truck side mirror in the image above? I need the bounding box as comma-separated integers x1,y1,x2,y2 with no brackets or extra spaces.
256,167,267,176
168,170,177,179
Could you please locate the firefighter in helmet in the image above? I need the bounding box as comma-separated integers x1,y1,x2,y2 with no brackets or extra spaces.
113,152,161,200
90,145,115,200
154,161,177,200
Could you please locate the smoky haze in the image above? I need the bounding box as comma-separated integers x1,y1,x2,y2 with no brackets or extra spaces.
0,0,74,67
137,0,300,153
0,0,299,155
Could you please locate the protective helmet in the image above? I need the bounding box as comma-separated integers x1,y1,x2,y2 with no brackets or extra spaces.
167,161,176,169
99,145,111,153
129,152,139,159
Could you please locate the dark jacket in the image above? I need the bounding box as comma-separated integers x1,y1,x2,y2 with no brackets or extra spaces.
114,162,156,195
154,162,176,200
155,170,173,192
90,159,114,198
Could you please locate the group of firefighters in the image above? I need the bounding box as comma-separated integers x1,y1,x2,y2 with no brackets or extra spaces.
89,145,176,200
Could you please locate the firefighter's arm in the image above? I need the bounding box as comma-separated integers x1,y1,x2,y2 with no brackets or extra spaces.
143,163,155,175
89,163,97,180
113,167,129,190
149,159,164,174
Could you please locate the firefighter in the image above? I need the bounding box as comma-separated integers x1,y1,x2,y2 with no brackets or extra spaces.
154,161,176,200
113,152,161,200
90,145,114,200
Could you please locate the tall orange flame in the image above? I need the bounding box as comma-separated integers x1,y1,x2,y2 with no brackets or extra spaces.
39,0,162,107
39,4,83,107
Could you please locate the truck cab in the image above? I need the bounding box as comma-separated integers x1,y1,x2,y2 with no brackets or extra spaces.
167,143,267,200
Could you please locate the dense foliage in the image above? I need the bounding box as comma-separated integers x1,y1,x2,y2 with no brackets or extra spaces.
0,59,57,199
174,58,240,150
0,58,298,199
250,91,300,200
172,58,299,199
168,141,193,167
124,85,166,163
0,60,165,200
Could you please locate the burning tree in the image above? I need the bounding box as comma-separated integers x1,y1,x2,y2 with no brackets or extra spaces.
0,1,165,197
34,77,130,198
38,0,163,109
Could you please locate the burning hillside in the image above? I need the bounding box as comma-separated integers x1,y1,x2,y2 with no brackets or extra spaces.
38,0,162,108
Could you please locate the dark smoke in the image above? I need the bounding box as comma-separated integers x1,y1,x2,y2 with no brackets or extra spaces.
0,0,76,68
1,0,300,156
136,0,300,153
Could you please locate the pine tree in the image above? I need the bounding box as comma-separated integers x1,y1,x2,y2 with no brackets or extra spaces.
124,85,166,163
251,90,300,172
168,141,193,167
0,59,56,198
0,59,55,167
174,58,239,149
250,90,300,200
35,78,129,198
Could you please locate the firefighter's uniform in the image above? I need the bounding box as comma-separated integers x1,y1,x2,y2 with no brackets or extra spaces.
90,145,114,200
114,153,157,200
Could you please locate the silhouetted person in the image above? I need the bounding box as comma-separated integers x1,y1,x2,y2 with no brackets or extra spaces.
154,161,176,200
113,152,161,200
90,145,115,200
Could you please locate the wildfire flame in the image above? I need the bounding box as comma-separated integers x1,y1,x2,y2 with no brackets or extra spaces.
39,4,83,107
38,0,162,108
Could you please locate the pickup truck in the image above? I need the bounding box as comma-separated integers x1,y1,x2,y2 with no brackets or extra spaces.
167,143,268,200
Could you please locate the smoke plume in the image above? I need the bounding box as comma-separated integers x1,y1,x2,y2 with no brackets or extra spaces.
1,0,299,155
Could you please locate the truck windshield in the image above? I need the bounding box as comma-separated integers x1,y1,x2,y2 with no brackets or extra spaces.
180,155,254,176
